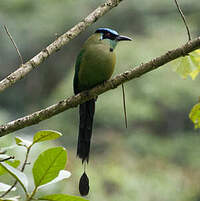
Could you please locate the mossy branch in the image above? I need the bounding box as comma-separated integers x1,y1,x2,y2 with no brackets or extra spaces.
0,0,123,93
0,36,200,137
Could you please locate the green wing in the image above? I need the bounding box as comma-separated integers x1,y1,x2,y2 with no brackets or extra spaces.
73,49,85,94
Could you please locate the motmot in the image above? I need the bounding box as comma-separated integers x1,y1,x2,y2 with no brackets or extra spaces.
73,28,132,195
74,28,132,163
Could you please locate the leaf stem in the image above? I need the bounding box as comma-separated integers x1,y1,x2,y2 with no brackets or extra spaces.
26,186,38,201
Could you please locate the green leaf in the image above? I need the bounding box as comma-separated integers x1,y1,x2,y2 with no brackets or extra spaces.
0,162,28,193
189,49,200,79
172,49,200,80
0,182,16,192
33,130,62,144
15,137,32,148
38,194,88,201
172,56,192,78
190,49,200,67
38,170,71,189
32,147,67,187
0,160,20,176
189,102,200,129
189,68,200,80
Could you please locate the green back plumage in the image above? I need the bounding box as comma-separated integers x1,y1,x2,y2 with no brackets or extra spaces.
73,49,85,94
73,33,116,94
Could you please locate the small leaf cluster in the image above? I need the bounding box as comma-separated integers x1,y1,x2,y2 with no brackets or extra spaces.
172,49,200,129
0,130,88,201
172,49,200,80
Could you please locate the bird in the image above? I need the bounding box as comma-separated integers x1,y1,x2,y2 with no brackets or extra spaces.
73,28,132,195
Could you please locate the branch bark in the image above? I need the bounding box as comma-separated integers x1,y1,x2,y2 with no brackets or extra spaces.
0,0,123,93
0,36,200,137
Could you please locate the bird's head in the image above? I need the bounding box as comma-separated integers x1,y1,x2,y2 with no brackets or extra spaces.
95,28,132,51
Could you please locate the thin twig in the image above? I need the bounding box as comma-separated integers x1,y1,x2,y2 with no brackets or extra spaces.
121,84,128,128
0,36,199,137
174,0,191,41
0,156,14,162
0,181,17,198
21,146,31,172
4,25,24,65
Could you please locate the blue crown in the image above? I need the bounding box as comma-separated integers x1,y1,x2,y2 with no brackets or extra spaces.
95,28,119,36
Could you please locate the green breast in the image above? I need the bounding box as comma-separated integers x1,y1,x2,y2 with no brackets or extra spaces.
77,43,116,92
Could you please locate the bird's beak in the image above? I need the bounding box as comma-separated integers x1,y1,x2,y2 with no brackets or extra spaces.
116,35,132,41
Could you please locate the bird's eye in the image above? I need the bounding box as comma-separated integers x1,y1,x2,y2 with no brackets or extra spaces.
105,33,111,38
103,32,115,40
107,33,111,37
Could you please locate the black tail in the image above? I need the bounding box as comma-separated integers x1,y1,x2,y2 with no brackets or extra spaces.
77,99,95,163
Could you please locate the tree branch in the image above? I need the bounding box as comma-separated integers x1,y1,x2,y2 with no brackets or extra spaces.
0,36,200,137
0,0,123,93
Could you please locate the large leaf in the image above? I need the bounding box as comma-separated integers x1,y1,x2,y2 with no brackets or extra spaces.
38,170,71,189
32,147,67,187
0,182,16,192
33,130,62,144
0,160,20,176
189,102,200,129
38,194,88,201
0,162,28,193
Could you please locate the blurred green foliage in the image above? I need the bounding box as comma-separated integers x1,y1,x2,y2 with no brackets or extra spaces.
189,102,200,129
1,0,200,200
172,49,200,80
